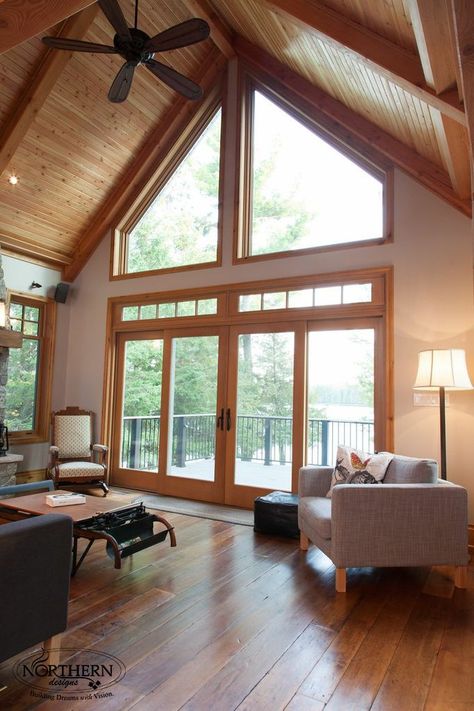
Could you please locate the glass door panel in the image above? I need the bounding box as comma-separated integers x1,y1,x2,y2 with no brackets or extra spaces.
167,335,220,482
307,329,374,466
234,331,295,491
120,338,163,472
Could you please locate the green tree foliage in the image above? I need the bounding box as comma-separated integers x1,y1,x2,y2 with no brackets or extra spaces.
251,146,316,255
170,336,218,415
127,111,222,274
122,340,163,417
6,339,38,431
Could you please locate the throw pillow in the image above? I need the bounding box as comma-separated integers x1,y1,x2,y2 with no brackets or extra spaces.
327,445,394,498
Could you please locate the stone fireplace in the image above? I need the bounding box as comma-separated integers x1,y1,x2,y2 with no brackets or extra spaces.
0,250,23,487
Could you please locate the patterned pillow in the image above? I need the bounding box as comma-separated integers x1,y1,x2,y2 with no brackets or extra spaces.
327,445,394,498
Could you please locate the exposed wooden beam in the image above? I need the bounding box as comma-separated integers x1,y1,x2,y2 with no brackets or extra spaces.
430,112,471,198
0,0,96,54
263,0,466,126
0,233,73,267
183,0,235,58
407,0,459,93
407,0,470,199
236,36,471,217
0,5,99,180
63,49,227,282
450,0,474,209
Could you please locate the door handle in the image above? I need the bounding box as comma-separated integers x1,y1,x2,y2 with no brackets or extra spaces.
216,408,224,430
226,408,231,431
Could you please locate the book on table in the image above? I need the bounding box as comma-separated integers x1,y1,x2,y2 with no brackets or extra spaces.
46,493,86,507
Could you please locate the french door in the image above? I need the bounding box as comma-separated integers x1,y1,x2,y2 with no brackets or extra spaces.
111,319,381,507
112,327,228,503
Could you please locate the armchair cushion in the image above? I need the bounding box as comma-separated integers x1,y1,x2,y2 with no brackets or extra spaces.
55,414,91,458
56,461,106,478
327,445,393,497
299,497,332,540
383,454,437,483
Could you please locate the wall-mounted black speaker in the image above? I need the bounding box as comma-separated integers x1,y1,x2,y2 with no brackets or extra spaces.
54,282,70,303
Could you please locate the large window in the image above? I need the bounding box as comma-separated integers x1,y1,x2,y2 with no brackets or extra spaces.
106,268,392,507
6,294,55,443
238,85,389,260
119,106,222,277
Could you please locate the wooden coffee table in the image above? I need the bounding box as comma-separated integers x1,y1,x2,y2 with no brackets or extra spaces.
0,490,176,574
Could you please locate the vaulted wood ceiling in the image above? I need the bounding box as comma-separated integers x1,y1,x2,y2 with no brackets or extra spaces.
0,0,472,280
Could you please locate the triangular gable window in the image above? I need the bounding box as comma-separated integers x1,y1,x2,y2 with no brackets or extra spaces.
125,108,222,274
244,89,385,257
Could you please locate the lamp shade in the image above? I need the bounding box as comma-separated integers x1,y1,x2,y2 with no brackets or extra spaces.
414,349,473,390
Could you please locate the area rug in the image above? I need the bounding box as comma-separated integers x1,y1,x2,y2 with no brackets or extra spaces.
108,488,254,527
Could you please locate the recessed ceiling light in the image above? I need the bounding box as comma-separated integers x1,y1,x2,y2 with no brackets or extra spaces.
8,174,19,185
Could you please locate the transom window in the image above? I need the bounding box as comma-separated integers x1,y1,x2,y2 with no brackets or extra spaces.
122,297,218,322
239,282,373,313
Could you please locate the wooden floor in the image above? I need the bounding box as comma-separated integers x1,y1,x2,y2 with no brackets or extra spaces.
0,513,472,710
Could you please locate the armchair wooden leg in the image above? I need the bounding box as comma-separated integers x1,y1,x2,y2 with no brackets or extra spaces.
100,481,109,496
300,532,309,551
43,634,62,666
335,568,346,593
454,566,468,589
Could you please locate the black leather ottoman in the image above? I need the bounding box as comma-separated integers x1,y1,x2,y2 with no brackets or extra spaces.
254,491,299,538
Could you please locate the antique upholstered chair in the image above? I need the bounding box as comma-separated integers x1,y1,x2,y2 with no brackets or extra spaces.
298,454,469,592
48,406,109,496
0,513,72,665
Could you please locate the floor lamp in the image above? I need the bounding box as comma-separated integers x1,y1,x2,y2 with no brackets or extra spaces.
414,349,473,480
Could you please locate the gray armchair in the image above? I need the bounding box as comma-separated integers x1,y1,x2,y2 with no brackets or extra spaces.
0,514,72,664
298,455,469,592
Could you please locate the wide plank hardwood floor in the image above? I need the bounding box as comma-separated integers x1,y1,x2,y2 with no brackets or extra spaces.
0,513,472,710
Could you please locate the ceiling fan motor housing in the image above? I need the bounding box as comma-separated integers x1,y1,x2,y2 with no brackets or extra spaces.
114,27,153,63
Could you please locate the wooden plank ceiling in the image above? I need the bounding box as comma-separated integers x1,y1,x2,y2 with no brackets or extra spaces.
0,0,471,278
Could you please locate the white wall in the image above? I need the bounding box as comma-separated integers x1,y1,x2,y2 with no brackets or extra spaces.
5,170,474,519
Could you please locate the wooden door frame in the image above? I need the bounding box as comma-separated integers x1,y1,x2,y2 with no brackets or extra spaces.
110,326,229,503
111,330,164,491
224,321,306,508
157,325,229,503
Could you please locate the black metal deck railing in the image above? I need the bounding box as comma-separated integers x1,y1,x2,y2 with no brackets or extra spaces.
121,414,374,470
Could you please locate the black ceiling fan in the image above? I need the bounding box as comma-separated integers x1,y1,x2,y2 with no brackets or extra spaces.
42,0,210,103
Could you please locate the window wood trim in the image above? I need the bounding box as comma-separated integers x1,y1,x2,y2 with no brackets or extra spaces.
111,81,226,280
233,63,394,264
8,292,56,444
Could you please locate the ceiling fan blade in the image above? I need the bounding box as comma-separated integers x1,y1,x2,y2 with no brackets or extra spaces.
42,36,118,53
108,61,136,103
145,18,210,53
145,59,203,100
98,0,132,42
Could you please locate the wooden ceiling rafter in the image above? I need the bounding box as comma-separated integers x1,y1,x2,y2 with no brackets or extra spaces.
262,0,466,126
235,35,471,218
183,0,235,58
0,230,73,267
450,0,474,210
0,4,100,180
62,47,227,282
0,0,97,54
406,0,470,199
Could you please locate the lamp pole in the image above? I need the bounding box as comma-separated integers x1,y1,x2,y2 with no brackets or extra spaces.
439,385,446,480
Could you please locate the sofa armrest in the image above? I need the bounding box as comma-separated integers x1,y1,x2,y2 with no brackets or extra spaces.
299,466,333,498
330,483,469,568
0,514,73,663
